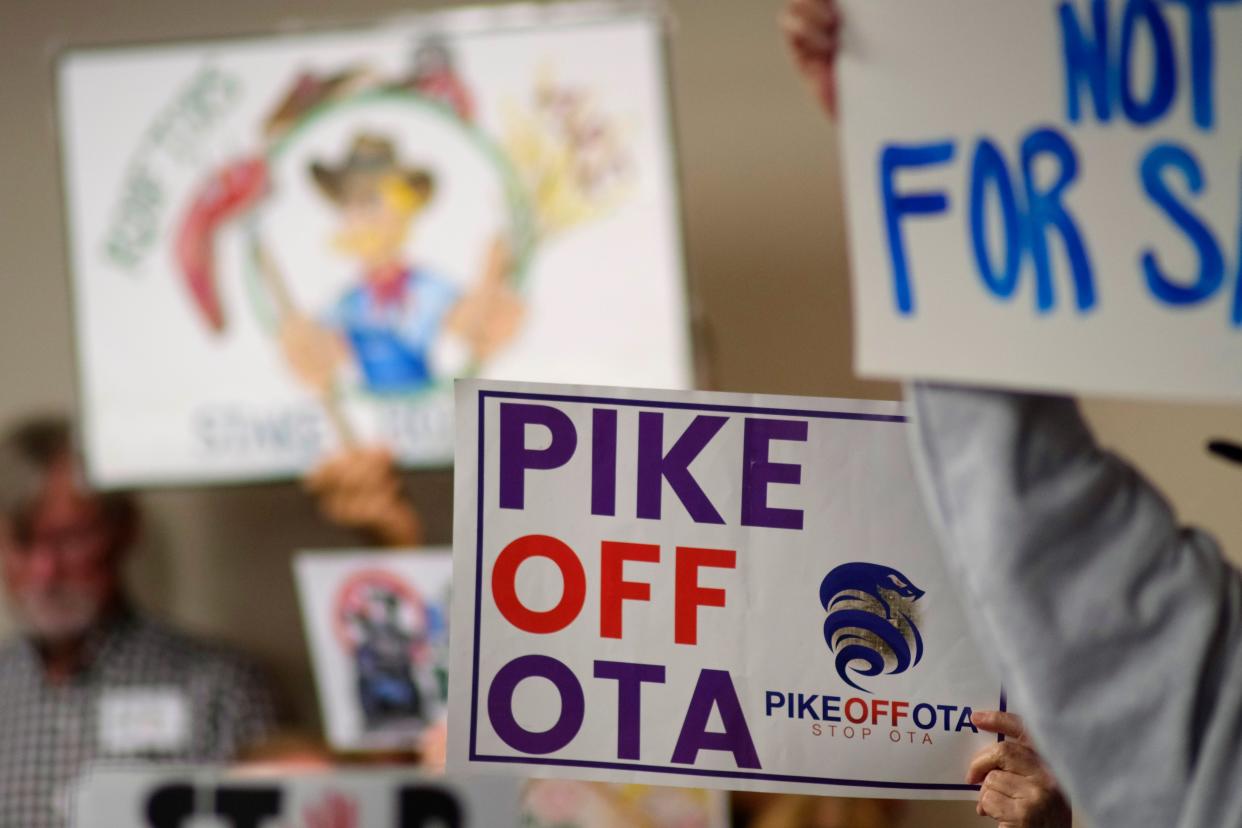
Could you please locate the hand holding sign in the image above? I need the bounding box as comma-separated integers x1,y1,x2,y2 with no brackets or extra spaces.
303,447,424,547
968,711,1071,828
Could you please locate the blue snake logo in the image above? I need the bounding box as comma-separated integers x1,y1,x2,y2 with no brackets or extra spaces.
819,563,925,693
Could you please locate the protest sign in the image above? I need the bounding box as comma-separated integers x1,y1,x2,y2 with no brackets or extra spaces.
838,0,1242,400
294,549,452,752
57,1,690,486
72,766,520,827
448,380,1002,798
521,779,728,828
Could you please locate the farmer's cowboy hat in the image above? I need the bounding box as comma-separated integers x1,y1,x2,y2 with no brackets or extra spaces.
310,133,434,206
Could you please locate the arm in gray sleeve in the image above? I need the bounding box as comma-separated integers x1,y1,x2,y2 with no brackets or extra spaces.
904,381,1242,828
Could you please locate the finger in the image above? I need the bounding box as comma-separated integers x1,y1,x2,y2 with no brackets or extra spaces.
333,446,393,491
359,446,399,485
304,453,349,492
972,710,1028,742
966,741,1044,785
371,445,396,468
335,449,377,489
980,769,1044,801
976,786,1023,823
810,63,838,119
322,489,377,525
789,0,840,28
783,13,838,56
319,492,358,526
968,741,1046,784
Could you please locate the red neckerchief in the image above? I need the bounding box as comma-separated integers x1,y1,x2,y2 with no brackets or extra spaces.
366,264,411,308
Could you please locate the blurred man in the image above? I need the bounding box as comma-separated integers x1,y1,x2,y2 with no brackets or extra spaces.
0,415,277,828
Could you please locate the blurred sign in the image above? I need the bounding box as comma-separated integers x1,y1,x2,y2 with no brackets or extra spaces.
448,379,1001,798
520,778,729,828
295,550,452,753
838,0,1242,400
58,1,691,486
72,766,520,827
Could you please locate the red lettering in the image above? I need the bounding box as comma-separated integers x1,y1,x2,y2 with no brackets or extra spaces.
600,541,660,639
492,535,586,634
674,546,735,645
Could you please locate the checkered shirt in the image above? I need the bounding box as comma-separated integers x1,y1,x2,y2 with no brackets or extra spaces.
0,611,277,828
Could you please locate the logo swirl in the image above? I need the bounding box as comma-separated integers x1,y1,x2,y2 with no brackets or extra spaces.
819,563,925,693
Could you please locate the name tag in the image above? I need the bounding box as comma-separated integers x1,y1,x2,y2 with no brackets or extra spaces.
98,687,191,755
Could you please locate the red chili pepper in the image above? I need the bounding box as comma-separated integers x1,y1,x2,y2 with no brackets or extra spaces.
174,156,269,332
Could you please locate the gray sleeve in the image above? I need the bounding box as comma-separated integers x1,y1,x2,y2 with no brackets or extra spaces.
904,381,1242,828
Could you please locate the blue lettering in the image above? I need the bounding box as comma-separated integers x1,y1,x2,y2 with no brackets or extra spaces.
1059,0,1237,130
970,138,1024,299
797,694,820,721
1021,127,1095,313
880,142,956,315
822,696,841,722
1119,0,1177,125
913,703,937,730
765,691,785,717
1165,0,1241,130
1140,143,1224,305
1059,0,1113,123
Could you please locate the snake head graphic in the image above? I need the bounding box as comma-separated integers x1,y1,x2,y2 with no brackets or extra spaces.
819,562,926,693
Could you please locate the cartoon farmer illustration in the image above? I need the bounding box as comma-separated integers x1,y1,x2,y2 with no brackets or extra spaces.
278,132,524,397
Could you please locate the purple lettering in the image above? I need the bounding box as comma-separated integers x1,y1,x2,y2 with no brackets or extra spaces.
487,655,584,754
741,418,808,530
591,409,618,516
499,404,578,510
594,660,666,760
637,413,726,524
670,669,760,769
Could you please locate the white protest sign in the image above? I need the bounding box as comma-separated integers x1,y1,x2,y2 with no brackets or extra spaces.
72,766,520,827
838,0,1242,400
294,549,452,752
448,380,1001,798
58,1,691,486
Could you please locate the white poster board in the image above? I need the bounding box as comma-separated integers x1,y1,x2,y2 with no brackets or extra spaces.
58,1,691,486
838,0,1242,400
294,549,452,752
72,766,520,827
448,379,1002,798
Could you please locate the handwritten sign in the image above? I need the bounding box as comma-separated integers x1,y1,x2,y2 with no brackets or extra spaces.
448,380,1001,798
838,0,1242,400
57,2,690,486
72,767,520,828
